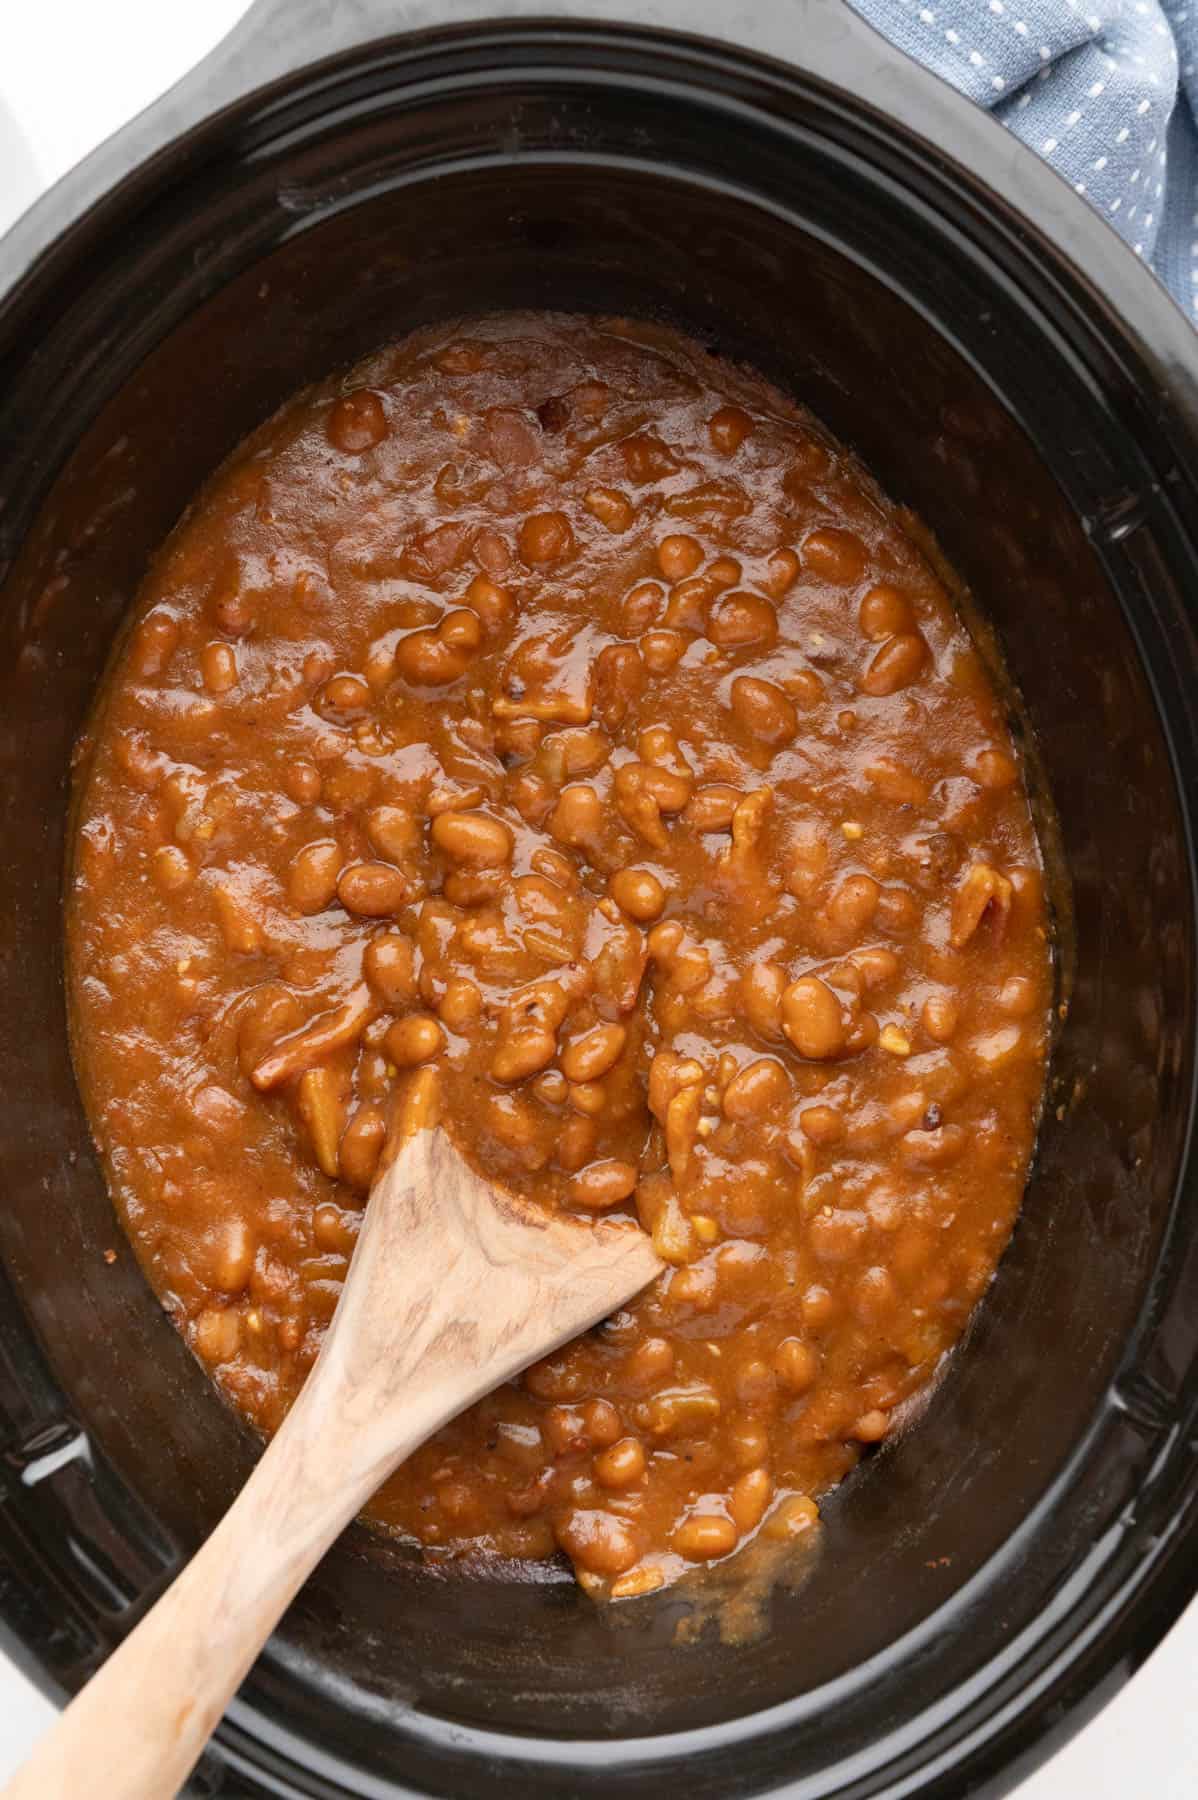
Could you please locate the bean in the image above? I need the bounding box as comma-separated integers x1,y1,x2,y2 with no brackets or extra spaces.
735,1359,776,1409
762,548,799,597
384,1014,445,1067
858,583,913,640
825,873,881,945
803,526,866,584
328,389,386,452
214,885,263,955
457,577,512,641
708,558,742,591
729,1418,769,1469
854,947,901,991
722,1058,788,1119
809,1208,869,1262
337,861,407,916
657,534,703,581
201,642,238,694
609,867,666,922
594,642,646,730
730,675,797,748
877,886,920,934
673,1514,737,1560
637,724,688,770
998,974,1038,1017
506,972,582,1032
640,629,688,674
303,650,336,689
561,1022,627,1083
613,765,692,850
594,1436,645,1489
438,975,483,1029
763,1494,819,1541
130,609,180,677
740,961,785,1041
646,921,683,968
625,1336,675,1387
852,1409,891,1443
729,1468,773,1533
663,580,709,634
431,810,513,867
708,406,753,453
684,784,740,832
152,845,193,893
921,992,959,1041
860,632,928,696
568,1082,607,1118
543,1405,590,1457
208,1218,254,1292
888,1090,929,1132
555,1509,640,1576
548,783,602,848
194,1307,241,1364
394,617,477,686
325,764,375,808
530,846,576,887
319,673,371,719
543,726,610,783
854,1266,899,1323
364,803,418,863
571,1160,638,1208
363,933,417,1007
288,840,342,914
441,610,483,653
557,1114,598,1172
787,668,825,709
781,976,846,1059
620,580,664,636
707,591,778,650
533,1068,568,1106
339,1102,386,1190
491,1024,557,1083
865,757,929,807
584,1399,622,1447
974,746,1018,789
901,1123,966,1167
799,1104,843,1145
585,486,635,533
647,1385,720,1437
774,1337,819,1393
285,760,322,804
518,510,575,566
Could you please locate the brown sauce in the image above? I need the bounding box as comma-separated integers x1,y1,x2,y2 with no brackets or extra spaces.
67,313,1051,1600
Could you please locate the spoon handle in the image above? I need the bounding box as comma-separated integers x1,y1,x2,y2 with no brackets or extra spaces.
3,1126,659,1798
2,1380,394,1800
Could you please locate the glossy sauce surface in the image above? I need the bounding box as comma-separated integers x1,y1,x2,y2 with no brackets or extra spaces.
68,314,1051,1599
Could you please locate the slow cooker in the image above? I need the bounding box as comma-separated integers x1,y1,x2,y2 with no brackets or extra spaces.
1,2,1196,1794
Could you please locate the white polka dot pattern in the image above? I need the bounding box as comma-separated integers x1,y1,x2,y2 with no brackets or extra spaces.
849,0,1198,320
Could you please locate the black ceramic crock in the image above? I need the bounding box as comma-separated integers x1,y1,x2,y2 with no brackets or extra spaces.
1,3,1197,1795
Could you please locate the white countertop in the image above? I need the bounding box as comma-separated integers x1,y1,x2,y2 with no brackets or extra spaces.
1,2,1195,1791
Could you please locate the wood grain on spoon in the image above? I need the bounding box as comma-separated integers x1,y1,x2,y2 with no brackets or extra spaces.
4,1106,660,1800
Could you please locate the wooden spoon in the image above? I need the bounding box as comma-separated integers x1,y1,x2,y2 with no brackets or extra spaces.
5,1109,660,1800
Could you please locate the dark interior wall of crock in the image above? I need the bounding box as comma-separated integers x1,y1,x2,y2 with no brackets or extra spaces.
0,143,1189,1750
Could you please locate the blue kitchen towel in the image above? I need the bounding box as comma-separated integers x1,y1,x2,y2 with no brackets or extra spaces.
848,0,1198,323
